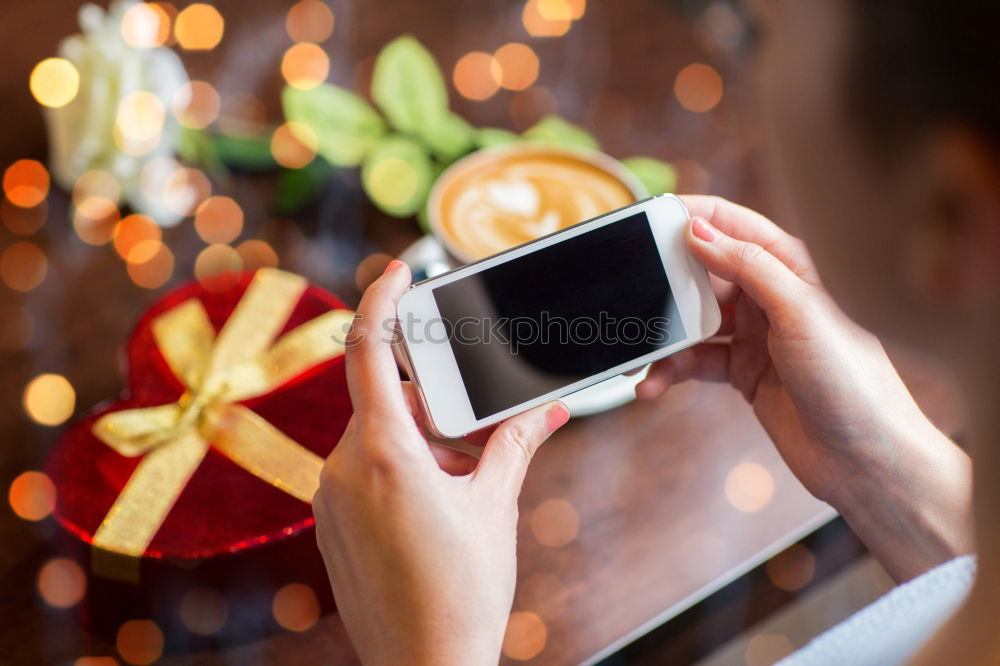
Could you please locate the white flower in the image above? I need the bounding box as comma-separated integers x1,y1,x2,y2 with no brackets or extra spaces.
45,0,189,226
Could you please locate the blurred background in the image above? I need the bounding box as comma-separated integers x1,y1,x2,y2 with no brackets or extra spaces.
0,1,913,665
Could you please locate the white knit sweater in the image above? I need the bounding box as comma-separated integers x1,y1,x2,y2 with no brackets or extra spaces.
778,555,976,666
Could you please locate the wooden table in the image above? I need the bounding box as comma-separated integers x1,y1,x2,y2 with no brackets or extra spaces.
0,1,963,664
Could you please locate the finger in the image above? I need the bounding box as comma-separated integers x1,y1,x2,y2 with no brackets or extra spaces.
624,364,648,377
401,381,500,449
709,272,740,306
686,216,810,317
462,424,499,448
635,343,731,399
713,303,736,337
474,401,569,495
427,442,479,476
400,381,423,419
680,195,820,284
344,261,412,420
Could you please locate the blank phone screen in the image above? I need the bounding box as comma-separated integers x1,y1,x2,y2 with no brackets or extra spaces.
431,212,686,419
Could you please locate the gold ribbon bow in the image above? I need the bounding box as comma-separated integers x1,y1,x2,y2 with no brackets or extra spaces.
90,268,353,581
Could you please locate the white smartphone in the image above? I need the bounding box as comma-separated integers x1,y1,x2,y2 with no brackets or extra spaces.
395,194,721,438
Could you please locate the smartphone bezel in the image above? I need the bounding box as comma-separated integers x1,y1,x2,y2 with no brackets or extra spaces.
396,194,721,438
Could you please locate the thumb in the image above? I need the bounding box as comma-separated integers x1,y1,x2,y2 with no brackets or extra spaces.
687,215,808,316
474,401,570,495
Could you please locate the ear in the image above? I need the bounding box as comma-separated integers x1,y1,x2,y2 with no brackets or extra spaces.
902,129,1000,309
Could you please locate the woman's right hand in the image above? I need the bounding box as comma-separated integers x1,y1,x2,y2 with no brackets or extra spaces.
637,196,973,581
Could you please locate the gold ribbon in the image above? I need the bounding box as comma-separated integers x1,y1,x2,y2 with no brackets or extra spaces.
90,268,354,581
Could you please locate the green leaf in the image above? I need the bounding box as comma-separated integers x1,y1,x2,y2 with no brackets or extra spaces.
475,127,520,148
282,84,386,167
522,115,600,150
371,35,450,138
214,133,277,171
419,112,475,163
177,126,206,164
273,159,336,216
621,156,678,196
416,204,432,234
361,135,434,218
177,127,227,178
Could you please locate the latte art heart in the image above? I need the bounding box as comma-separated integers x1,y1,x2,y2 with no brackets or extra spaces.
484,179,541,218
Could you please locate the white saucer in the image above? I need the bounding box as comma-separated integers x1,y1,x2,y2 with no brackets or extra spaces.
396,235,648,418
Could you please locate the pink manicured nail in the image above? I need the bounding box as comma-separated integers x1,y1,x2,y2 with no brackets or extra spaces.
545,403,570,433
691,216,721,242
383,259,405,274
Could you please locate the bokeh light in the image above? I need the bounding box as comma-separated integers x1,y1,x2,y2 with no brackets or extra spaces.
126,239,163,265
672,158,710,194
73,170,120,206
502,611,547,661
517,573,568,620
271,122,318,169
120,2,171,48
29,58,80,108
522,0,571,37
113,214,162,261
286,0,335,43
172,80,221,130
73,197,120,246
1,199,46,235
174,3,224,51
453,52,502,101
724,462,774,513
282,42,330,90
127,242,174,289
271,583,320,632
37,558,86,609
4,160,50,208
152,2,180,44
159,165,212,216
0,303,34,351
115,92,166,156
73,171,121,244
509,86,558,129
542,0,584,21
195,244,243,292
354,252,393,292
194,196,243,244
530,498,580,548
116,620,164,666
23,373,76,426
366,157,418,208
235,239,279,271
0,241,47,292
745,633,795,666
8,470,56,521
767,544,816,592
564,0,586,19
494,43,539,91
219,93,268,136
179,587,228,635
674,63,723,113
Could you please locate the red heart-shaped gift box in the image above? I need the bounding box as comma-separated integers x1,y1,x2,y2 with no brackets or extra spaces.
45,269,353,647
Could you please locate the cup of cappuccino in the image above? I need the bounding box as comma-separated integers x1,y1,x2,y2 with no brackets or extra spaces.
426,144,647,264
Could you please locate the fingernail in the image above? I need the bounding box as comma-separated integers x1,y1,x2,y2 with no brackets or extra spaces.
383,259,405,274
545,402,570,433
691,216,721,242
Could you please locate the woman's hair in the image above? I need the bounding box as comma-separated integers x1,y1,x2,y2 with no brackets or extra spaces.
845,2,1000,157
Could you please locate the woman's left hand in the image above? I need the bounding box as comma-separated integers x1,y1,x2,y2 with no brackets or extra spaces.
313,260,570,666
